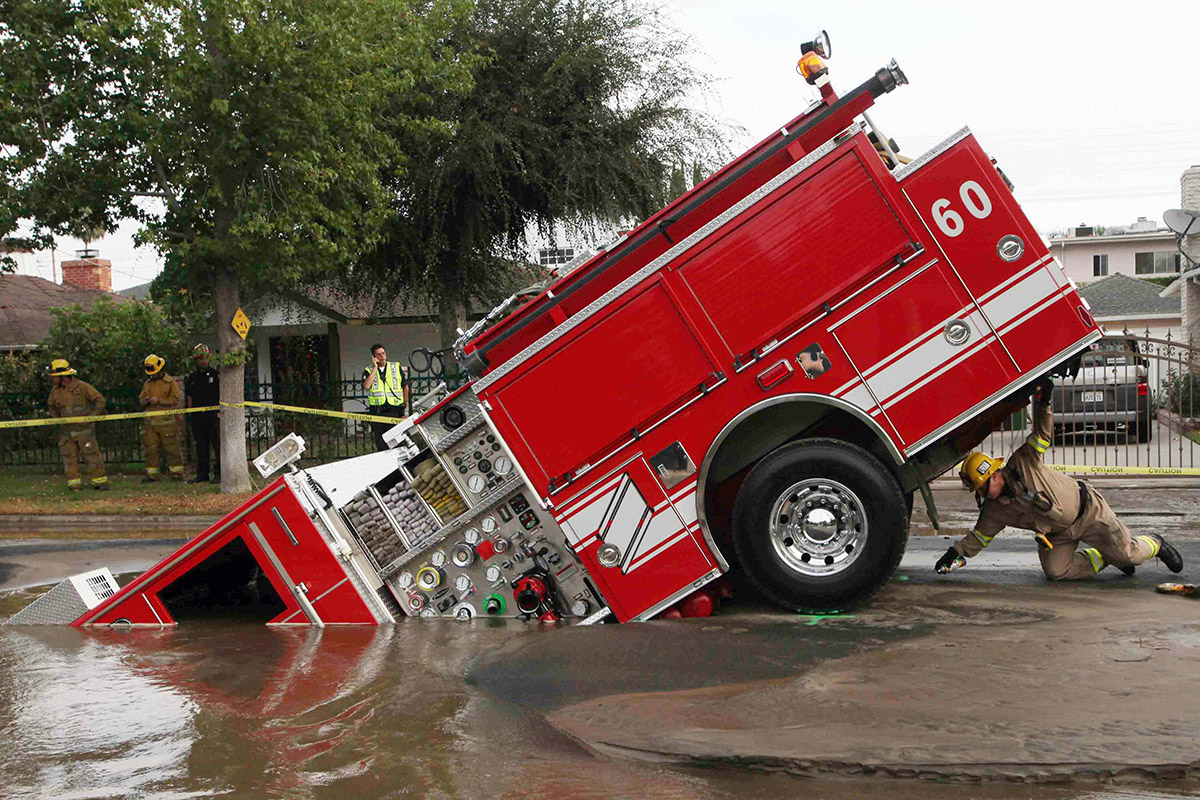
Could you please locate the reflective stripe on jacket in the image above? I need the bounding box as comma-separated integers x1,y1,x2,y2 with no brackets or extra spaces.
367,362,405,407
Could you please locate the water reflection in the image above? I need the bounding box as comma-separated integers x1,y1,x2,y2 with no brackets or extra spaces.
1,622,1197,800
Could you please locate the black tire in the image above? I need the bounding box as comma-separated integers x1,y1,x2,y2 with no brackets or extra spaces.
731,438,908,613
1136,413,1153,443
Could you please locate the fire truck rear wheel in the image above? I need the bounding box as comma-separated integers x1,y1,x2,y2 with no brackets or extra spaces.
731,438,907,613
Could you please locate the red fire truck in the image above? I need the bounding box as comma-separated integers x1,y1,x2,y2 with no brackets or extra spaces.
34,37,1101,630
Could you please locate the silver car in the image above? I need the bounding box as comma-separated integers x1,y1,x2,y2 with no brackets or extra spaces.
1052,338,1154,443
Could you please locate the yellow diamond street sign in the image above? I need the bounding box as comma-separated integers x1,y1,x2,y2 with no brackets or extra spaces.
231,307,251,341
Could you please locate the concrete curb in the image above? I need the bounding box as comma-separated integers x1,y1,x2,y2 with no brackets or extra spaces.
0,514,218,531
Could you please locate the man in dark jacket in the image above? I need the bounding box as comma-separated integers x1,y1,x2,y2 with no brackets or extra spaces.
184,343,221,484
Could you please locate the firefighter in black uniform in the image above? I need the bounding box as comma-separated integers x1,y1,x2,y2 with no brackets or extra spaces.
185,343,221,484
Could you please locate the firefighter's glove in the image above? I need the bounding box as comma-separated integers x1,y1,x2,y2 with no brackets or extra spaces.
935,546,966,574
1035,376,1054,403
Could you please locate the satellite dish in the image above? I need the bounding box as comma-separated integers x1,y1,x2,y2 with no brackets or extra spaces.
1164,208,1200,236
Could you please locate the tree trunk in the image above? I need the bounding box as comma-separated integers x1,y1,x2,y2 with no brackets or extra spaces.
438,294,466,354
215,269,252,493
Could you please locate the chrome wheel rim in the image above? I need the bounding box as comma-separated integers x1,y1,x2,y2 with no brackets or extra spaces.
768,478,867,577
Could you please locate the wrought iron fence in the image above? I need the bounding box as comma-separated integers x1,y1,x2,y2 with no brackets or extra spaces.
980,330,1200,474
1,368,469,471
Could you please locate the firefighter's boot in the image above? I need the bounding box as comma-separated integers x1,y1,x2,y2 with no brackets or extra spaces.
1153,534,1184,573
1117,564,1136,576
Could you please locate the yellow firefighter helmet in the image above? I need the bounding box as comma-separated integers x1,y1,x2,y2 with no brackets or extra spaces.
48,358,77,376
143,354,166,375
959,452,1004,491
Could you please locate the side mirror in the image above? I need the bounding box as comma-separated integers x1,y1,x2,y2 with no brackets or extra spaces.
1164,208,1200,236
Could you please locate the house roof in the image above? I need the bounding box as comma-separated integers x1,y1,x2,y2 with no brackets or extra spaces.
0,275,132,351
1077,273,1181,319
117,281,154,300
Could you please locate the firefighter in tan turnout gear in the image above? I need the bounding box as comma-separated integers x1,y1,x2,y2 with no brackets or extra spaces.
936,378,1183,580
139,354,185,482
46,358,109,491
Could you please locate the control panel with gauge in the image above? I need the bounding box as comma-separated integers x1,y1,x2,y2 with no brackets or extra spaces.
328,386,606,621
385,487,601,620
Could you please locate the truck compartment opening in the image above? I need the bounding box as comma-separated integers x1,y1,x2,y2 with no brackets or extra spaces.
158,537,287,621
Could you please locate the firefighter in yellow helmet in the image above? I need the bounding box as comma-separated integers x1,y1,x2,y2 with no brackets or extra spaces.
936,377,1182,580
139,354,185,482
46,359,109,491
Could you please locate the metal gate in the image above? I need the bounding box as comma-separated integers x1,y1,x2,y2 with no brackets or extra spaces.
981,330,1200,475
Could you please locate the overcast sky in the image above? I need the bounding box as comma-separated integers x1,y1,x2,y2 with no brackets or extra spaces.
14,0,1198,291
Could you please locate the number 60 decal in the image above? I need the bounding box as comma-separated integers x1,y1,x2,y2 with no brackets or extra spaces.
930,180,993,238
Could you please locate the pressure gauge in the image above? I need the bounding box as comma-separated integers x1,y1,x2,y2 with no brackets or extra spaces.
467,474,486,494
454,574,473,593
420,607,438,618
463,528,480,544
494,456,513,476
430,550,447,568
396,571,414,589
481,516,498,534
485,565,503,583
571,599,591,617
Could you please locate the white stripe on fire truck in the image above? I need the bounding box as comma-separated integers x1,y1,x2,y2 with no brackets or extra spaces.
626,528,696,574
980,267,1059,333
569,486,698,563
831,264,1064,417
975,255,1052,306
879,279,1068,410
864,310,990,405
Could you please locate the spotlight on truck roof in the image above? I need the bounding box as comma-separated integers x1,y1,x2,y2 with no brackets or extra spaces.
801,29,831,59
253,433,306,478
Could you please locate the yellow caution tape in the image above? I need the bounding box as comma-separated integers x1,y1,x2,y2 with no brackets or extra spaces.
0,405,220,429
952,459,1200,478
1046,464,1200,477
0,399,407,429
230,401,405,425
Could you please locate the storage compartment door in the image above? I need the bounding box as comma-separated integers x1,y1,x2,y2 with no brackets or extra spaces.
899,136,1093,373
830,261,1015,450
557,459,715,622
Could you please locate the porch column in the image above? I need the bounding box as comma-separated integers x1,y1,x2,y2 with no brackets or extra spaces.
1182,165,1200,364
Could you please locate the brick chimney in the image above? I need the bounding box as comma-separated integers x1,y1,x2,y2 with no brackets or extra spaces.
60,249,112,293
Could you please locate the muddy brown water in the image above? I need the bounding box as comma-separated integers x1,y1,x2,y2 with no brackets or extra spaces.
0,619,1194,800
4,532,1200,798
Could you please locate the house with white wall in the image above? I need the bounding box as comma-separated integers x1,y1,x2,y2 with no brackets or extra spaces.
1048,218,1182,285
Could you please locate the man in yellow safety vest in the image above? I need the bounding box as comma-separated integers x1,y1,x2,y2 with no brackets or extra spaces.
362,343,407,451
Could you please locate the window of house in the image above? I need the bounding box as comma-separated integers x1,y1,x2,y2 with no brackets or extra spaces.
268,335,332,402
1092,254,1108,277
538,247,576,267
1134,251,1181,274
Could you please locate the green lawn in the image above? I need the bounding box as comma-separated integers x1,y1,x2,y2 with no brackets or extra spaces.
0,466,257,515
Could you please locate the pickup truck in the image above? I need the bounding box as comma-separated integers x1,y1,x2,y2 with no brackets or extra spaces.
1052,337,1154,443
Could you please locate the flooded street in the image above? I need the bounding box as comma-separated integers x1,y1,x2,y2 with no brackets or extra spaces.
4,518,1200,798
0,616,1198,799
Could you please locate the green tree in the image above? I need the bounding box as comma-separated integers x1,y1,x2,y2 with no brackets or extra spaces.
349,0,730,346
1,0,472,490
42,298,191,404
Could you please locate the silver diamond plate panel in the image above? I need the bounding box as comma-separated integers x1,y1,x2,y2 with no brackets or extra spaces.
7,579,89,625
420,389,485,450
892,126,972,182
473,124,865,393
